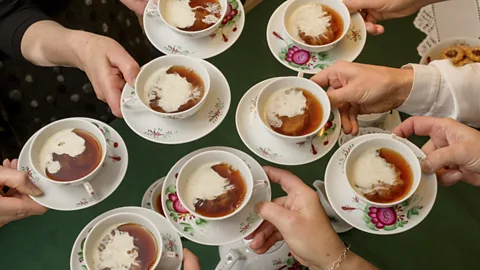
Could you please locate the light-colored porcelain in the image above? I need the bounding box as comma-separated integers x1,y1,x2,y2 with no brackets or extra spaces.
162,146,271,246
420,37,480,64
217,240,300,270
283,0,351,52
126,55,211,120
256,76,331,144
70,207,183,270
344,135,422,207
157,0,228,39
18,118,127,211
84,212,162,270
312,180,352,233
236,78,341,166
143,177,166,213
267,1,366,74
338,127,390,147
121,58,230,144
325,133,437,235
144,0,245,59
357,112,389,127
177,150,267,221
29,118,107,199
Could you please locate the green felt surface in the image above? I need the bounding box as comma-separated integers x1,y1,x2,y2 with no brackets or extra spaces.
1,0,480,269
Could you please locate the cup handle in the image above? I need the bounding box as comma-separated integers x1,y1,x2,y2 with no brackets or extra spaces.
215,249,242,270
297,71,304,78
121,96,143,110
83,182,96,199
145,6,158,17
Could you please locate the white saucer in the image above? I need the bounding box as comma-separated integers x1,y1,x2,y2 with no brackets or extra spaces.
161,146,272,246
325,134,438,235
70,206,183,270
218,240,301,270
266,2,367,74
144,0,245,59
18,118,128,211
141,177,165,210
236,78,341,166
121,59,231,144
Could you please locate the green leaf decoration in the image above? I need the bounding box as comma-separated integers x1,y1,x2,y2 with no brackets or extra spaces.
365,222,377,230
169,212,179,220
329,112,334,121
398,221,404,228
362,215,371,223
317,52,328,60
82,265,88,270
166,200,174,212
407,211,412,219
80,238,86,250
313,64,327,69
230,0,239,10
383,224,397,231
77,252,83,256
400,200,409,207
196,218,207,225
325,124,336,135
166,185,176,194
286,257,295,266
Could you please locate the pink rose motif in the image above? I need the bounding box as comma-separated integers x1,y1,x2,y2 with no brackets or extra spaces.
285,46,310,65
368,207,396,229
168,193,189,214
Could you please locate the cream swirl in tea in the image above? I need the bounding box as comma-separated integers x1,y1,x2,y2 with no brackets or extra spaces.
164,0,222,32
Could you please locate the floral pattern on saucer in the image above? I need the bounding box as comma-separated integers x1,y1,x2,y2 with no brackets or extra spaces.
18,118,127,211
272,253,305,270
325,134,437,235
121,59,231,145
267,2,367,74
144,0,245,59
236,78,341,166
162,146,271,246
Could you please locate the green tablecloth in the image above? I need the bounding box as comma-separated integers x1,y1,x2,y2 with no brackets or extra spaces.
2,0,480,269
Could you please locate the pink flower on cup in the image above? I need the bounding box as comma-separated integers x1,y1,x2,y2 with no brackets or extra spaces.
368,207,396,229
285,46,310,65
168,193,189,214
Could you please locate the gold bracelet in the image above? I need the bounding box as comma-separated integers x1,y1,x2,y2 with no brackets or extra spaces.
327,242,351,270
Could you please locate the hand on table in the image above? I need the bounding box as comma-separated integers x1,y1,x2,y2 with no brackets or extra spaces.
0,159,47,227
344,0,442,35
394,116,480,187
183,248,200,270
120,0,149,16
311,61,413,135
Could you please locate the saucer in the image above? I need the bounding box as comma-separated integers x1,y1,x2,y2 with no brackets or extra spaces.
325,134,438,235
70,206,182,270
144,0,245,59
161,146,272,246
236,78,341,166
141,177,165,210
218,240,301,270
266,2,367,74
121,59,231,144
17,118,128,211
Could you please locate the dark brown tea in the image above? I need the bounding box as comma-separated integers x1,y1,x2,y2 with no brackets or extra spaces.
364,148,413,203
154,193,165,216
194,163,247,218
46,129,102,182
148,65,205,113
116,223,158,270
179,0,222,32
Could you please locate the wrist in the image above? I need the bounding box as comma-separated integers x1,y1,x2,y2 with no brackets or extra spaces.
309,237,345,270
67,30,96,70
391,68,413,109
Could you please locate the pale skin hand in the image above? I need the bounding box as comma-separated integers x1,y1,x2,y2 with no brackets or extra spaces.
344,0,444,35
0,159,47,227
21,21,140,117
311,61,413,135
246,166,377,270
183,248,200,270
120,0,149,16
394,116,480,187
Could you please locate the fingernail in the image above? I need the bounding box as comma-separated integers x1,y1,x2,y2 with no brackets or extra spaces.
254,202,263,217
31,186,43,196
446,171,463,182
421,159,433,173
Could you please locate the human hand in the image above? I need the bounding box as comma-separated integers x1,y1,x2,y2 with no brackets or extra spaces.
311,61,413,135
246,167,344,270
120,0,149,16
74,33,140,118
183,248,200,270
394,116,480,187
344,0,441,35
0,159,48,227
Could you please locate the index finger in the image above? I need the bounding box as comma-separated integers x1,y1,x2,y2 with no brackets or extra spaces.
0,167,42,196
393,116,445,138
311,66,335,88
263,166,311,195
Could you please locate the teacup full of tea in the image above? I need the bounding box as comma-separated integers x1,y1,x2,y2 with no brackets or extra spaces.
176,150,267,221
256,76,331,144
344,136,422,207
283,0,351,52
125,55,211,120
83,212,162,270
157,0,228,39
29,118,107,198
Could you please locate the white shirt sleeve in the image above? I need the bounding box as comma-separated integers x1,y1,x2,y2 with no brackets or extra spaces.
398,60,480,127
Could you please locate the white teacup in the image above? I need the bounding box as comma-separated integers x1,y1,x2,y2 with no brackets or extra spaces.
29,118,107,199
256,76,331,144
84,212,162,270
177,150,267,221
344,135,422,207
357,112,389,127
150,178,166,215
157,0,228,39
283,0,351,52
123,55,211,120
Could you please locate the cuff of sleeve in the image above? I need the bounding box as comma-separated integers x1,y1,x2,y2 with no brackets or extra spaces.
397,64,441,116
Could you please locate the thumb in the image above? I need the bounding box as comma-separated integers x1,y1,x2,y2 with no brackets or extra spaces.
0,167,42,196
255,201,295,233
182,248,200,270
421,145,468,174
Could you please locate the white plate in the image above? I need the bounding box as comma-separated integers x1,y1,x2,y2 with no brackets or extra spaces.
18,118,127,211
325,133,438,235
141,177,165,210
144,0,245,59
236,78,341,166
121,59,231,144
70,206,182,270
266,1,367,74
161,146,272,246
